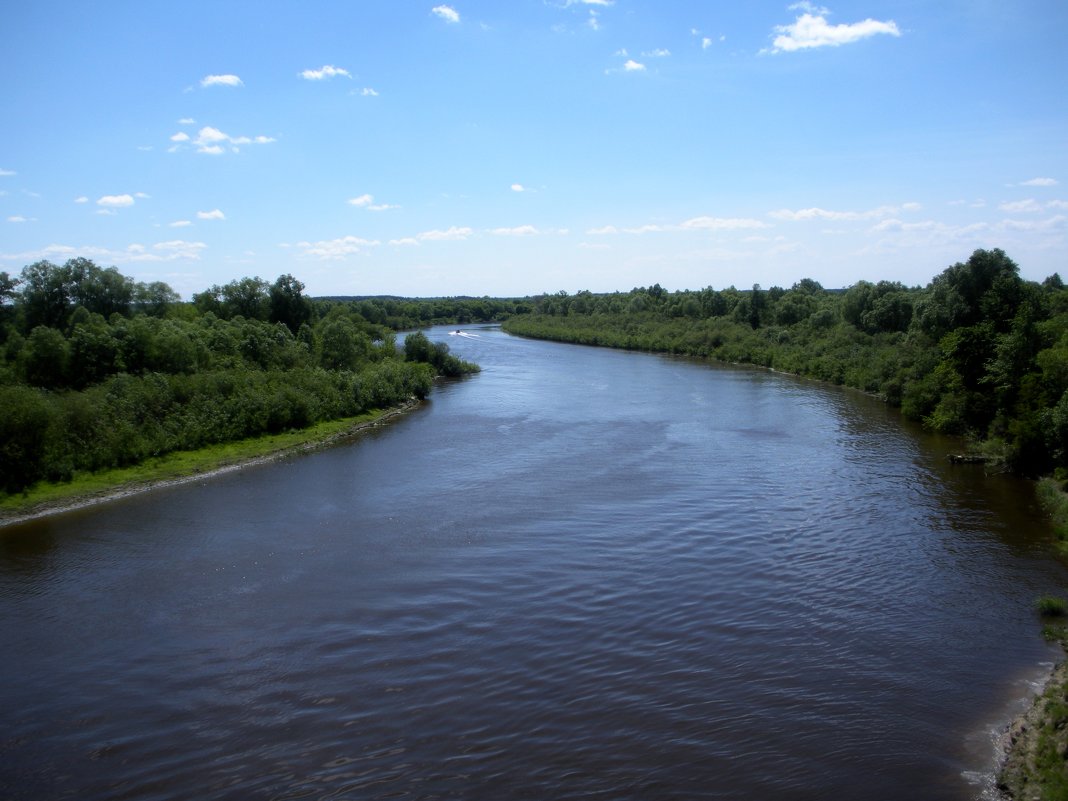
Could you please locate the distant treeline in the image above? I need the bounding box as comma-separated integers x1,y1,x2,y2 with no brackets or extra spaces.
0,260,478,494
503,249,1068,477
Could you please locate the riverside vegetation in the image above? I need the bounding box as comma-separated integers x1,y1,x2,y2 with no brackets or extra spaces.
0,259,481,503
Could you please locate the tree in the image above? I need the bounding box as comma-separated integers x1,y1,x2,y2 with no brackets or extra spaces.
21,325,70,387
135,281,180,317
222,277,270,320
269,274,313,334
320,317,370,371
67,257,134,318
19,260,74,330
916,248,1022,338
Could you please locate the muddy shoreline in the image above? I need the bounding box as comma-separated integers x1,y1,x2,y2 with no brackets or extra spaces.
997,655,1068,798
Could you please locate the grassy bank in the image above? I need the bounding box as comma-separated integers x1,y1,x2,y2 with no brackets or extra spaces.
1037,478,1068,558
0,403,416,526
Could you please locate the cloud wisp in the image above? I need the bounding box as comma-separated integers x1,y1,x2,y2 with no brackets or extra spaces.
768,6,900,53
348,194,399,211
169,126,276,155
432,5,460,24
200,74,243,88
587,216,770,235
301,65,351,80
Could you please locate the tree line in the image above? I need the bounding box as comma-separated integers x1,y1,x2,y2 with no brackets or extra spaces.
0,259,478,494
503,249,1068,477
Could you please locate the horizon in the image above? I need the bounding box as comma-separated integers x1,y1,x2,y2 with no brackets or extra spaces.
2,1,1066,300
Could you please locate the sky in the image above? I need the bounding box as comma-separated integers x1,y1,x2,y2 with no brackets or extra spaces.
2,1,1066,299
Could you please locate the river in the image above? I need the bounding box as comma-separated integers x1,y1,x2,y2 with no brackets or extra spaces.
1,324,1065,800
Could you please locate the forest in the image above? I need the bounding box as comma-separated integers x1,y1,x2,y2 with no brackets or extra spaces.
0,259,478,495
3,247,1067,500
502,249,1068,478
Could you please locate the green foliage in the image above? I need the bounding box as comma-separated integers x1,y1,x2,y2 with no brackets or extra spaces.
404,331,479,377
0,259,483,497
1036,595,1068,617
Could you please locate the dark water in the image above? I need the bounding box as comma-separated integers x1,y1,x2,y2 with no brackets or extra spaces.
2,325,1066,800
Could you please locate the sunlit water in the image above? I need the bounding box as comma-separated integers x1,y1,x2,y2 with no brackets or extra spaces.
1,325,1065,800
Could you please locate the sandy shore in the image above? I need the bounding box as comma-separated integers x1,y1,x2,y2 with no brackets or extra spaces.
0,400,421,529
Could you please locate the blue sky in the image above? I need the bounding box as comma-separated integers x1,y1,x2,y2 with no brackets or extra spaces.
2,1,1066,298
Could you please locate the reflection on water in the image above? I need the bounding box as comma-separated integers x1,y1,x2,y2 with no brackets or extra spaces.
0,325,1064,801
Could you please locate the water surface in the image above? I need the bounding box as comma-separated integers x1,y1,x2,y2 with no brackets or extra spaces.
1,325,1064,800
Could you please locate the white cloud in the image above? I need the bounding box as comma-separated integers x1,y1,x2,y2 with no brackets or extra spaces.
169,220,192,227
769,204,904,221
418,226,473,241
388,227,474,245
135,192,150,199
96,209,117,216
178,118,196,125
563,0,614,5
432,5,460,23
1,241,208,265
74,196,89,204
678,216,770,231
0,168,15,176
358,87,379,96
197,126,229,145
151,240,208,259
201,74,243,88
170,125,275,155
300,65,351,80
511,183,526,192
348,194,398,211
702,37,713,49
588,216,768,235
7,215,28,223
642,48,671,57
997,215,1068,233
1020,177,1058,187
769,11,900,53
789,1,830,14
623,59,646,72
1000,199,1043,213
490,225,540,236
97,194,135,208
294,235,381,259
197,209,226,220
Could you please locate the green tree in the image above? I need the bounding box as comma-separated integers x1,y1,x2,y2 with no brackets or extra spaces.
21,325,70,387
222,277,270,320
269,274,313,334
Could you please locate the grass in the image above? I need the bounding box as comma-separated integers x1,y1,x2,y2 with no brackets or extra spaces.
1037,477,1068,556
1037,595,1068,618
0,408,399,521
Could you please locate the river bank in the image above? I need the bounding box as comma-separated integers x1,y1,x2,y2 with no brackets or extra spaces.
998,650,1068,798
0,400,421,529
